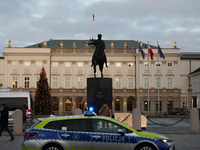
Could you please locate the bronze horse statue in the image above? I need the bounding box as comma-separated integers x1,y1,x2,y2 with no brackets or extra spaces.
89,34,108,78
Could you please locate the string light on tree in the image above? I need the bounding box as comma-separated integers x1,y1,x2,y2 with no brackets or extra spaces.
34,67,52,115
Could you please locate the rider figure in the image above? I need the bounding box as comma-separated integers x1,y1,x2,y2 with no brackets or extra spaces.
89,34,108,68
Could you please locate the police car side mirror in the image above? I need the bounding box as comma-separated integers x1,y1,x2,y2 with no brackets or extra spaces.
117,129,125,136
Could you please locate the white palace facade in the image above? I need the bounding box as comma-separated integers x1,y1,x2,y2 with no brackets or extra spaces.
0,39,200,115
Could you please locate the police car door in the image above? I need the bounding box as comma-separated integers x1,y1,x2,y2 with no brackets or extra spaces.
58,119,92,150
91,119,129,150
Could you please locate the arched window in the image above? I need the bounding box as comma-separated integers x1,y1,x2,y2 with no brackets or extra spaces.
115,99,120,111
127,100,132,111
63,97,71,111
76,96,84,111
127,97,136,112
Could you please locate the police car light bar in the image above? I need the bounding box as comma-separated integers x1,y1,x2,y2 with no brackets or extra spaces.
84,111,96,116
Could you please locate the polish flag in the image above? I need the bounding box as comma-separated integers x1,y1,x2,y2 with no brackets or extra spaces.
148,45,154,60
81,98,87,104
68,98,73,106
93,14,95,21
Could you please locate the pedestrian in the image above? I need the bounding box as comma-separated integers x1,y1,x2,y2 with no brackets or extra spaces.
0,104,14,141
21,104,27,130
99,103,111,117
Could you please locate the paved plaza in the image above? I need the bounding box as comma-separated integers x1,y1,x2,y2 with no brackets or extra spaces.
0,117,200,150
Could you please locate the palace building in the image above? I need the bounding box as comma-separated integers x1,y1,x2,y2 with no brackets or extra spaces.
0,39,199,115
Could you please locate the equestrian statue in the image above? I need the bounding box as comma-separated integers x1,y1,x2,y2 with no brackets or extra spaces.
88,34,108,78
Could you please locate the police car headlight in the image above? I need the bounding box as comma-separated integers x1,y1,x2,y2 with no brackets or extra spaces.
157,138,172,144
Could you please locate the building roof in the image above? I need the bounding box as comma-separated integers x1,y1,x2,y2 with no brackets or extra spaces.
181,53,200,59
189,67,200,75
25,39,157,49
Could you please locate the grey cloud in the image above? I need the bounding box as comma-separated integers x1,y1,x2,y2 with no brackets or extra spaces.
0,0,200,55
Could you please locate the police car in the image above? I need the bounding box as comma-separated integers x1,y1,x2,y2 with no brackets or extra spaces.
21,111,175,150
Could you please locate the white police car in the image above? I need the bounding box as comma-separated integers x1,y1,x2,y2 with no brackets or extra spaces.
21,111,175,150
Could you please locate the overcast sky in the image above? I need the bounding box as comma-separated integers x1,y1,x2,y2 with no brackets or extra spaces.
0,0,200,56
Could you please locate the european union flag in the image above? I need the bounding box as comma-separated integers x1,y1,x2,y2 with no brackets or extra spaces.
158,45,165,59
138,44,145,59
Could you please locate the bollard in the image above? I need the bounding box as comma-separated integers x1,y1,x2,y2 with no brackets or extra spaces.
190,108,199,132
13,109,23,135
132,108,141,130
73,108,82,115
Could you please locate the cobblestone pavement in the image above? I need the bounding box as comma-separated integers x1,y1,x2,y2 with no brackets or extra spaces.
166,134,200,150
0,136,23,150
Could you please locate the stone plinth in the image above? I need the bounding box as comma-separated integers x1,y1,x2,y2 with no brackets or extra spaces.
13,109,23,135
190,108,199,132
132,108,141,130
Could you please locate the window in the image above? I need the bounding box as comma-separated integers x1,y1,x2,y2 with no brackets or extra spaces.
128,78,133,89
144,101,150,111
115,99,120,111
24,77,29,88
168,62,173,67
65,77,70,88
0,97,28,111
61,119,89,132
156,77,161,89
91,119,131,133
52,97,59,111
116,78,121,89
53,77,58,88
13,77,17,88
156,101,162,111
77,101,83,110
78,63,83,67
36,62,42,67
128,63,134,67
13,61,18,66
167,101,173,111
144,77,148,89
156,62,161,66
65,62,70,67
25,62,30,66
182,102,187,109
167,77,172,89
104,63,109,67
36,77,39,87
65,101,71,111
116,63,121,67
44,120,64,130
53,62,58,67
78,77,83,88
127,100,132,111
144,62,148,66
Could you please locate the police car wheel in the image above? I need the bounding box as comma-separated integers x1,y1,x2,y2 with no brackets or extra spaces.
136,143,156,150
42,143,63,150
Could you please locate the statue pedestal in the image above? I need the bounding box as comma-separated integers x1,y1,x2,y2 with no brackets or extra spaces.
87,78,112,114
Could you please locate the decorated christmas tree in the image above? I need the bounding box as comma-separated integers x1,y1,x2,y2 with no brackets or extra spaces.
34,67,52,115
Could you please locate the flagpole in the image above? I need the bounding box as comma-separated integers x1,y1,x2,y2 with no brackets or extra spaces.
148,41,150,112
157,41,160,113
137,41,140,108
92,13,94,39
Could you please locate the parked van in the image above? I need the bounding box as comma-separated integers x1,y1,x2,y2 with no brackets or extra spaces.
0,91,34,126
